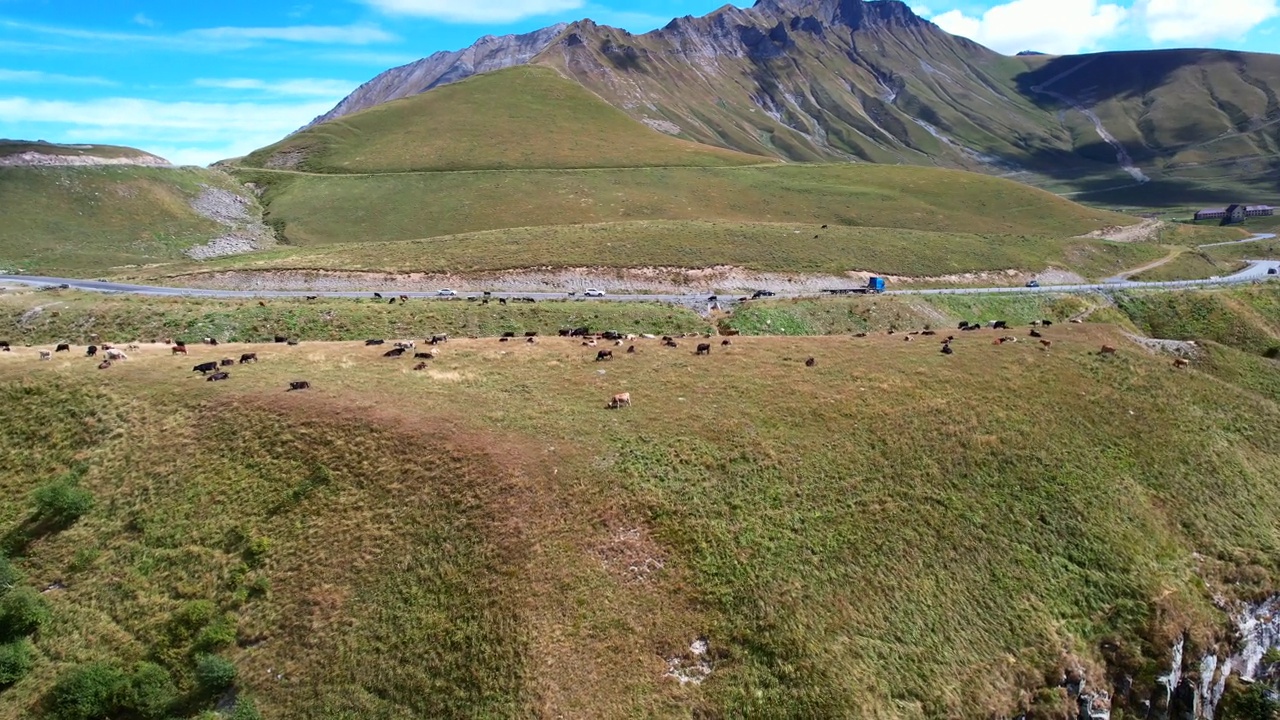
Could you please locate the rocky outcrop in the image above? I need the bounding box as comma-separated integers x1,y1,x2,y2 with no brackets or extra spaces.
0,151,171,167
305,23,569,127
184,185,275,260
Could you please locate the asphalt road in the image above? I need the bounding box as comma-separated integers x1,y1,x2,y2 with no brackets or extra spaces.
2,256,1278,305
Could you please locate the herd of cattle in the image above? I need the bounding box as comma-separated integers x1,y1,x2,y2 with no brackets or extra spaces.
3,315,1192,405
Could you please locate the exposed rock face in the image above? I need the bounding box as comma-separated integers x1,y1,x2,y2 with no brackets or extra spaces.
306,23,569,127
0,151,171,167
184,185,275,260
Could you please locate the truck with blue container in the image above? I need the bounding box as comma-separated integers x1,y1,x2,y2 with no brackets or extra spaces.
823,277,886,295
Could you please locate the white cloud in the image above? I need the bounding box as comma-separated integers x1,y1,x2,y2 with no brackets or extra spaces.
194,78,357,97
1135,0,1278,42
187,24,397,45
133,13,157,28
932,0,1128,54
0,96,333,166
359,0,583,23
0,69,114,85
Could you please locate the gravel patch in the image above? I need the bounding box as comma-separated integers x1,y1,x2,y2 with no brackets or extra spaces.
185,235,267,261
0,151,171,167
190,186,255,226
1124,333,1203,358
184,185,275,260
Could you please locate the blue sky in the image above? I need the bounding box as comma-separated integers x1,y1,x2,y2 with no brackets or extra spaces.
1,0,1276,165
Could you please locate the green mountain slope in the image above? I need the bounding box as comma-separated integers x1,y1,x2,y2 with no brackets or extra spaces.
0,165,272,275
239,67,769,173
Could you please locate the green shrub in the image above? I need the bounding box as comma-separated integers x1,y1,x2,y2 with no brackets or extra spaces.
243,537,271,569
194,654,236,693
229,696,263,720
45,662,129,720
123,662,177,720
194,616,237,652
0,639,33,686
32,478,94,525
0,586,51,639
0,556,20,596
169,600,217,639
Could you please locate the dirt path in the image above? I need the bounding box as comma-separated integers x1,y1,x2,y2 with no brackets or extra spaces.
1104,247,1183,282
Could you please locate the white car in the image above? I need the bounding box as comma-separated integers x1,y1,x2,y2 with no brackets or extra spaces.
437,288,458,296
583,288,606,297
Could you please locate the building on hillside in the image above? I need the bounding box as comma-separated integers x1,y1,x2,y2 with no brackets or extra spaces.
1194,204,1274,223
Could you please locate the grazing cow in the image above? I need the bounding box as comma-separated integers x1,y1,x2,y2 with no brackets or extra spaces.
958,321,972,330
193,361,219,374
1042,320,1054,327
596,350,614,362
663,340,678,348
240,353,258,364
805,357,817,367
1174,357,1190,369
399,295,409,304
558,329,573,337
55,344,70,353
373,292,383,299
86,345,98,357
1030,329,1043,338
904,336,914,342
524,332,539,339
626,345,636,354
220,359,235,367
105,349,128,361
993,321,1009,330
365,339,385,346
499,337,510,343
527,337,537,344
98,360,112,370
571,327,591,338
395,341,416,349
413,362,428,371
502,332,516,338
602,331,624,341
722,339,732,346
696,343,712,355
275,335,288,343
922,331,937,336
384,347,407,358
961,325,980,332
39,350,51,361
941,344,954,355
0,341,9,350
258,301,266,307
1100,345,1118,355
498,298,508,306
414,352,433,360
854,332,868,338
172,345,188,355
608,392,631,409
204,337,219,346
306,295,318,301
1040,340,1053,350
207,372,230,382
288,381,310,391
429,335,449,345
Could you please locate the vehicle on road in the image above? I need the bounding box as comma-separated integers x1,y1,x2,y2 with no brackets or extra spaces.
1026,279,1040,288
822,277,886,295
437,288,458,296
1270,268,1278,275
583,288,606,297
751,290,776,299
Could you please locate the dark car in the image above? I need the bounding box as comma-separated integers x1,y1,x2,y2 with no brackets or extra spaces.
1269,267,1278,275
751,290,776,299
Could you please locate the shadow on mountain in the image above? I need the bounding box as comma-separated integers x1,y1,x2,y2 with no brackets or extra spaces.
1014,49,1227,108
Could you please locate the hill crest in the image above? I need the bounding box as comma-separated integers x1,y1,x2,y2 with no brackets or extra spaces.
0,140,171,167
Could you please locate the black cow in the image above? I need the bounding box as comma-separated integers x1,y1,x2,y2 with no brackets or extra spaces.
525,332,538,338
696,343,712,355
306,295,318,301
1030,329,1043,338
204,337,219,346
365,339,385,346
193,361,219,374
414,352,434,360
602,331,624,341
502,332,516,338
289,381,310,391
207,372,230,382
373,292,383,299
596,350,614,362
958,321,972,330
499,337,510,343
570,327,591,338
961,325,980,332
1041,320,1054,327
498,298,508,305
86,345,98,357
388,298,397,305
287,339,299,346
0,341,9,351
558,329,572,337
663,340,678,348
275,335,288,343
240,353,258,364
55,344,70,353
941,344,954,355
384,347,406,358
429,335,448,345
805,357,817,367
220,358,235,367
993,321,1009,330
722,339,733,346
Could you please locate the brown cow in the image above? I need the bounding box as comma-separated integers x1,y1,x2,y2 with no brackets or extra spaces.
220,358,235,367
805,357,816,367
596,350,614,362
1040,340,1053,350
239,353,258,364
413,362,428,371
696,343,711,355
721,339,732,346
626,345,636,354
608,392,631,409
97,360,112,370
172,345,188,355
1100,345,1118,355
1173,357,1190,369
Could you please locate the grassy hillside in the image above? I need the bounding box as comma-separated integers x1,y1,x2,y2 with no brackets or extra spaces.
0,291,711,345
1115,286,1280,358
231,163,1130,249
239,67,768,173
1,321,1279,718
0,166,265,275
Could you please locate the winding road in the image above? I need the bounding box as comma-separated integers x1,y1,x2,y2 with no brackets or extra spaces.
3,257,1277,306
1102,232,1277,283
